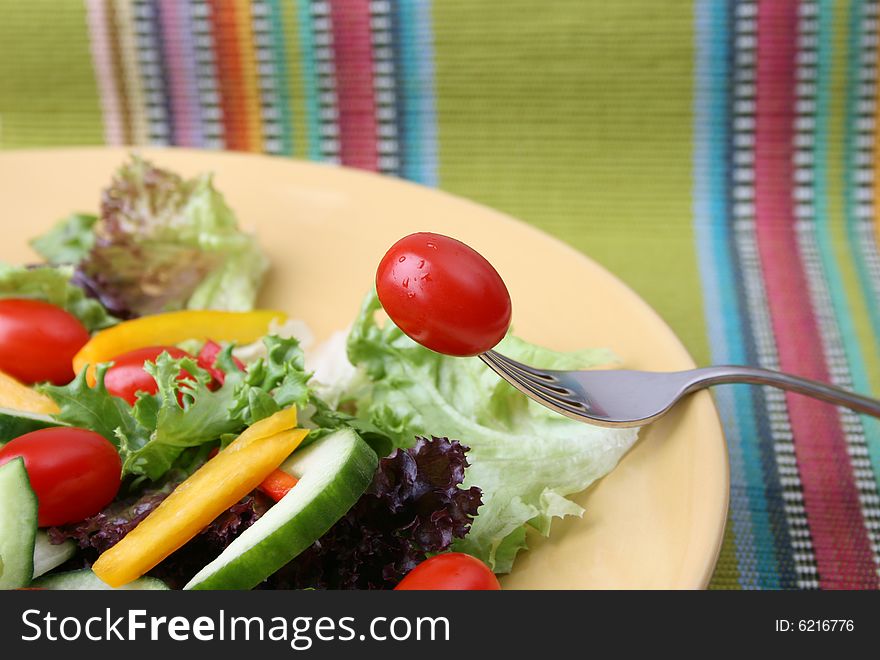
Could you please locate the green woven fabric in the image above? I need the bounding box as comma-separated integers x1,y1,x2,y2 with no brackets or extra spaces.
434,1,709,362
0,0,103,148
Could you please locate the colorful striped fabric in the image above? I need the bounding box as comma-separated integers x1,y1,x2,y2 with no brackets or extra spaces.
1,0,879,589
695,0,880,589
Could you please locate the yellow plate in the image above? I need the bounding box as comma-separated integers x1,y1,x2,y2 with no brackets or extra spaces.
0,147,728,589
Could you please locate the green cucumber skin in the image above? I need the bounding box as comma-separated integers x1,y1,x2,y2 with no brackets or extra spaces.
0,408,59,444
33,569,169,590
187,430,377,590
0,458,38,590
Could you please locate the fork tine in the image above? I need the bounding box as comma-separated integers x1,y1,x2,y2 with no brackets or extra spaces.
486,350,557,381
485,350,579,397
480,352,590,417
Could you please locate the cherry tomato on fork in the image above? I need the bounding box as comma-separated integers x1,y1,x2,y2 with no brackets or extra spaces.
394,553,501,590
0,298,90,385
376,232,512,356
104,345,193,405
0,427,121,526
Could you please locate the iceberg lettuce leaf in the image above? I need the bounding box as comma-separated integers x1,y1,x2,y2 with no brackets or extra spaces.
344,292,640,573
29,213,97,265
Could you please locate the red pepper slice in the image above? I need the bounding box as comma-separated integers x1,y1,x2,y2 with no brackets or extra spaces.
208,446,298,502
257,469,299,502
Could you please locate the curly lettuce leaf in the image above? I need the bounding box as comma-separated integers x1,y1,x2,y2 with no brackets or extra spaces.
40,335,315,482
0,262,116,331
344,292,639,573
39,364,140,446
29,213,97,265
68,156,269,317
118,354,243,479
228,335,311,424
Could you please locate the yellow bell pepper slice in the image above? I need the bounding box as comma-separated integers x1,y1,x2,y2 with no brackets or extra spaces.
73,309,287,383
92,407,305,588
0,370,59,415
236,405,299,439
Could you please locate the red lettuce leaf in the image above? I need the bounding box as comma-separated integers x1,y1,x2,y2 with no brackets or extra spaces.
48,478,273,589
264,436,482,590
71,156,267,318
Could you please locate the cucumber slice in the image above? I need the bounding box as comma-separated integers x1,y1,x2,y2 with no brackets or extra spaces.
32,531,76,579
185,428,377,590
33,569,169,590
0,457,38,589
0,407,59,446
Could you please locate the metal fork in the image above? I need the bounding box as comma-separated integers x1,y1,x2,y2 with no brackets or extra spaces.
479,350,880,428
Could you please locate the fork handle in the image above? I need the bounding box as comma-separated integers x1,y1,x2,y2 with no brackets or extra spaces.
685,365,880,418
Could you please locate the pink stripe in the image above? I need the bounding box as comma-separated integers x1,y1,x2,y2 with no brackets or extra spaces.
158,0,200,146
755,0,879,589
328,0,379,170
85,0,124,145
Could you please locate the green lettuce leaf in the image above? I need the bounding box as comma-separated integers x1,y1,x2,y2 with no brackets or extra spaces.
300,395,393,458
38,364,140,446
40,335,315,482
228,335,312,424
0,262,116,331
29,213,97,265
59,156,269,317
119,354,243,479
344,292,639,573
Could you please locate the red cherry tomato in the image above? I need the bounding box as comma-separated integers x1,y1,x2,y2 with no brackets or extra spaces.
0,427,121,526
376,232,512,356
197,340,246,385
0,299,90,385
104,346,192,405
394,553,501,590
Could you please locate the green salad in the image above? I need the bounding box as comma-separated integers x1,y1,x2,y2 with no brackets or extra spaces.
0,157,638,591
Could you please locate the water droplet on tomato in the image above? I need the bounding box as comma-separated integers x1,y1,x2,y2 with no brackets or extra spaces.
418,259,425,268
402,277,410,289
407,291,416,299
426,242,436,249
398,256,406,262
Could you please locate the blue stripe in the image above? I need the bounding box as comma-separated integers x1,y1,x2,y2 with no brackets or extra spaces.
693,0,758,588
295,0,323,162
694,0,802,588
395,0,438,186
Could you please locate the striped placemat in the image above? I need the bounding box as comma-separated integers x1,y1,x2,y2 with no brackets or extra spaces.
1,0,879,589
